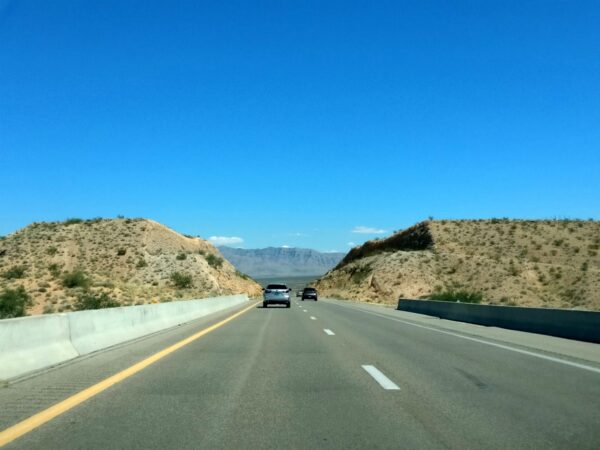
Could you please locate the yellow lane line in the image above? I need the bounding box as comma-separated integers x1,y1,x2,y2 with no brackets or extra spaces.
0,301,259,447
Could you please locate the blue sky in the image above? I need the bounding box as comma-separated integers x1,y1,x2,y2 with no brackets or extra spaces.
1,1,599,252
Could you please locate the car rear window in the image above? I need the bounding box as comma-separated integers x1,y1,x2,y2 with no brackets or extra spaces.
266,284,288,289
303,288,316,292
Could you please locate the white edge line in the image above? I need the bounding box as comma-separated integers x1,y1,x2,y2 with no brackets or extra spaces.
332,302,600,375
362,365,400,390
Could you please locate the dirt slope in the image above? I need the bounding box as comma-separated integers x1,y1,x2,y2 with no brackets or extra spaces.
0,218,262,315
315,220,600,310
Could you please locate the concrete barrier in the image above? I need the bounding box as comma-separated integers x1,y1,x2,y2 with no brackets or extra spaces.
397,299,600,343
69,295,247,355
0,314,78,380
0,294,249,381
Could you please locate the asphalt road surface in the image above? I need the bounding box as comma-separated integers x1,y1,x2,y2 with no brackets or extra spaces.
1,298,599,449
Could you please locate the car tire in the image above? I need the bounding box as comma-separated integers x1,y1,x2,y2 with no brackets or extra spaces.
263,302,267,308
286,302,290,308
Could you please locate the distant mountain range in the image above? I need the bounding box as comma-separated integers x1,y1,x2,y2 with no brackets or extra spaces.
219,247,346,278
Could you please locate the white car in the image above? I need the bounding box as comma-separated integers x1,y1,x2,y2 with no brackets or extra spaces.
263,284,291,308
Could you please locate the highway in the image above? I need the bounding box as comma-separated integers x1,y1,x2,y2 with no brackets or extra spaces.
1,298,599,449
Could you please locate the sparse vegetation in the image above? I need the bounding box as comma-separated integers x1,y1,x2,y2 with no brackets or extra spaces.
116,248,127,256
0,286,31,318
176,252,187,260
170,272,193,288
48,263,61,278
205,254,223,268
62,270,91,289
316,220,600,310
136,258,148,268
350,264,372,285
74,291,120,311
0,218,281,315
429,289,483,304
2,265,27,280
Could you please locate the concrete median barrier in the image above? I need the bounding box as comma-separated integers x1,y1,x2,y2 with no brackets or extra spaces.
0,314,79,381
69,295,248,355
0,294,249,381
397,299,600,343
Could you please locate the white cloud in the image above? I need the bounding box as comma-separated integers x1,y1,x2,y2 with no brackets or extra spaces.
208,236,244,247
351,226,386,234
324,250,340,253
347,242,356,247
288,232,308,237
281,245,290,248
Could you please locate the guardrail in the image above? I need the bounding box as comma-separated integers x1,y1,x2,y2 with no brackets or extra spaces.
0,294,249,381
397,299,600,343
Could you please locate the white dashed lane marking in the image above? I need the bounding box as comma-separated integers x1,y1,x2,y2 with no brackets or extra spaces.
324,329,335,335
362,365,400,390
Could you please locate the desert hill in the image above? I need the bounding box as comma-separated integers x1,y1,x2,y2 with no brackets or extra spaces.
315,219,600,310
0,218,262,315
219,246,345,278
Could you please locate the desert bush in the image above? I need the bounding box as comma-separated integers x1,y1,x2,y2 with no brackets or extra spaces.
64,218,83,225
205,254,223,268
74,292,119,311
2,265,27,279
48,263,61,278
170,272,193,288
46,246,58,256
62,270,91,289
136,258,148,268
176,252,187,261
0,286,31,318
117,248,127,256
350,264,372,285
429,289,483,304
84,217,103,225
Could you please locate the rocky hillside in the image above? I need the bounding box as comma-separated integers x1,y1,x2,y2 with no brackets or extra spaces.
219,247,345,278
315,220,600,310
0,218,262,315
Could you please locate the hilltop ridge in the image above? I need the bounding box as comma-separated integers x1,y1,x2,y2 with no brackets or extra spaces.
0,218,262,315
315,219,600,310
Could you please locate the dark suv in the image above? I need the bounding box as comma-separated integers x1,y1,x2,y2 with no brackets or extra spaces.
301,287,318,301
